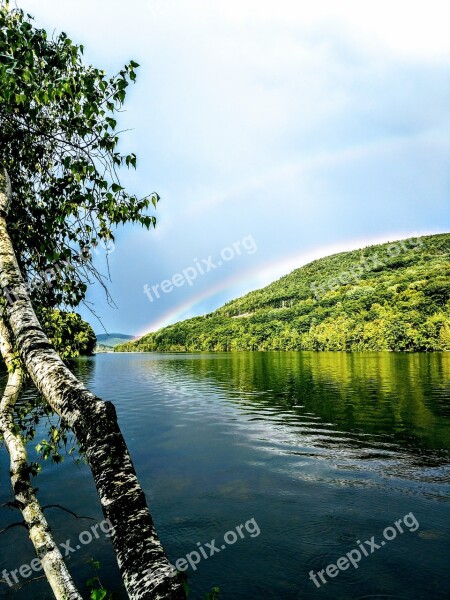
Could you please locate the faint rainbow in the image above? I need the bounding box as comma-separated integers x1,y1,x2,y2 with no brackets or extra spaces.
136,268,252,337
136,230,437,338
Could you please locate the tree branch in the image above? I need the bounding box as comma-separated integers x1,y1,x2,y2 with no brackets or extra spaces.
42,504,96,521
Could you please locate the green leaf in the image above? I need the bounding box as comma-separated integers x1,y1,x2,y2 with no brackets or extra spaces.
90,589,107,600
0,4,160,313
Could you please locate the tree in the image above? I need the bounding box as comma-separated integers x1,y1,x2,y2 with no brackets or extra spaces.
40,309,97,358
0,3,184,598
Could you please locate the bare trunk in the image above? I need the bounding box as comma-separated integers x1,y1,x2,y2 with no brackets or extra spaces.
0,170,185,600
0,317,83,599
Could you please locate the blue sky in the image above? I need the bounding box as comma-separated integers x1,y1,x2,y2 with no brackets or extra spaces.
22,1,450,335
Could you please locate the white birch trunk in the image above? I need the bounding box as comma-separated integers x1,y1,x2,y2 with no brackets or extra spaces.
0,318,83,599
0,170,185,600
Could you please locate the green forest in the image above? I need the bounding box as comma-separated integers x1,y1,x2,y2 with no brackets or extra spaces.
116,233,450,353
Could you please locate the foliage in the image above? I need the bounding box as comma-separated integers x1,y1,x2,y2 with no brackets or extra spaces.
39,308,96,358
86,560,113,600
172,571,220,600
176,572,189,598
0,308,93,461
0,2,159,310
117,234,450,353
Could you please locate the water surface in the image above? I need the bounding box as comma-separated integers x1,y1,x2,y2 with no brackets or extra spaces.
0,352,449,599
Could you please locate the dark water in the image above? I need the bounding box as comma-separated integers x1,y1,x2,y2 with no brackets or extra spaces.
1,352,449,599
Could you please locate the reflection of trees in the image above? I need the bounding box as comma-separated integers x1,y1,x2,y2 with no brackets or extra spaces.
156,352,450,459
71,355,97,385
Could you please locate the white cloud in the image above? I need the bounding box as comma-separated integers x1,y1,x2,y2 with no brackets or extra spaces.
23,0,450,60
17,0,450,332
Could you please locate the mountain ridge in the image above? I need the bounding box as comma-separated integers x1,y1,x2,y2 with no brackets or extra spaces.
96,333,136,352
116,233,450,352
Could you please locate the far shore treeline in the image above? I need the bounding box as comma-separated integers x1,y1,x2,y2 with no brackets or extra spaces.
116,233,450,353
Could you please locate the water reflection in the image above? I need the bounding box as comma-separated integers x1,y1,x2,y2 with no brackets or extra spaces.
1,351,449,599
142,352,450,482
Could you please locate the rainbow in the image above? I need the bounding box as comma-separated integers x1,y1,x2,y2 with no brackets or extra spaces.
136,230,439,338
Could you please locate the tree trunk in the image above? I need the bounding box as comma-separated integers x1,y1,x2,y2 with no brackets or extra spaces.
0,170,185,600
0,317,83,598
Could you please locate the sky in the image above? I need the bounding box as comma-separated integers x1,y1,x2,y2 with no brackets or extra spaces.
21,0,450,336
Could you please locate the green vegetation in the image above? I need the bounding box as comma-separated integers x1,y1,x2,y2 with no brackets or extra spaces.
0,2,158,310
95,333,136,352
117,233,450,353
86,560,112,600
40,309,96,358
0,6,185,597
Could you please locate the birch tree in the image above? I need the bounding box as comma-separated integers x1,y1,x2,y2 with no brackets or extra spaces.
0,3,185,598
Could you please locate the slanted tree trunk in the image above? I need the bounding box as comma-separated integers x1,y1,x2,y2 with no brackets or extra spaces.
0,318,83,599
0,170,185,600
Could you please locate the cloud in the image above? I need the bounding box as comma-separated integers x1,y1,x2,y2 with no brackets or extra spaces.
18,0,450,333
22,0,450,61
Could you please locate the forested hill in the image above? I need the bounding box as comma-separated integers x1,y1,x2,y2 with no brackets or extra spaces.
116,233,450,352
95,333,136,352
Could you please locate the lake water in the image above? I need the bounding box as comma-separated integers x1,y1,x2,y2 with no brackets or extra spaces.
1,352,449,599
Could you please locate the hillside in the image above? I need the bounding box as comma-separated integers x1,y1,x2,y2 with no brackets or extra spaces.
116,234,450,352
95,333,136,352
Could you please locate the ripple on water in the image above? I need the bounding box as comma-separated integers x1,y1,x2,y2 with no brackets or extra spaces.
55,352,450,600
